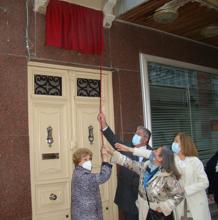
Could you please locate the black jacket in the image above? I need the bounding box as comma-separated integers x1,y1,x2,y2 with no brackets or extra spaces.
102,126,152,214
205,151,218,203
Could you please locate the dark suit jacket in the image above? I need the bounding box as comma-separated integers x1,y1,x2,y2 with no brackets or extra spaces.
102,126,152,214
205,151,218,203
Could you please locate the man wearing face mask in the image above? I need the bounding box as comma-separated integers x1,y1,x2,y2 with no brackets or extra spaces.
97,112,152,220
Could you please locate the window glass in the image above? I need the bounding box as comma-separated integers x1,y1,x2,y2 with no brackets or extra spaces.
148,62,218,164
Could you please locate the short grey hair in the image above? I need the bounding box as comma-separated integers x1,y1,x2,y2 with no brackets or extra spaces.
137,125,151,140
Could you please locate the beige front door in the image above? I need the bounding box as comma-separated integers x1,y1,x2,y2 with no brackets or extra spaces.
28,63,118,220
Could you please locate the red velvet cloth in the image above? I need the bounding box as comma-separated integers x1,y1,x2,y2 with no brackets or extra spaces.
45,0,104,55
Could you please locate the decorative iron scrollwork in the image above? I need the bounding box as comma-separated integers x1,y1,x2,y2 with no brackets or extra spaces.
47,126,54,147
88,125,94,144
77,78,100,97
34,74,62,96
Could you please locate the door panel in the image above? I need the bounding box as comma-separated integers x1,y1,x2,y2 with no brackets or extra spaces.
36,181,70,213
75,100,102,168
74,98,112,220
102,202,111,220
37,210,70,220
33,102,68,181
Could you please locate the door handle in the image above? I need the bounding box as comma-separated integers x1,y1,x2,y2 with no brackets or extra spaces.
88,125,94,144
49,193,57,200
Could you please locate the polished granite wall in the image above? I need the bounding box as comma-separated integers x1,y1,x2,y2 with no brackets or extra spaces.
0,1,218,220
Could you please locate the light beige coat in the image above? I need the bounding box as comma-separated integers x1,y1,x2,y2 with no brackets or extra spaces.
131,148,211,220
111,151,184,220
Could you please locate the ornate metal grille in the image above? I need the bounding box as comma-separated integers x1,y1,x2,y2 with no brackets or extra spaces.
34,74,62,96
77,78,100,97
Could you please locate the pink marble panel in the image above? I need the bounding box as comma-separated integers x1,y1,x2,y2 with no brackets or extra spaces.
0,135,31,220
112,70,122,139
0,55,28,136
117,70,144,133
0,0,27,56
110,22,218,70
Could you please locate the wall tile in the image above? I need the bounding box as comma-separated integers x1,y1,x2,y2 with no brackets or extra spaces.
110,22,218,70
118,70,144,133
0,55,28,136
112,70,122,139
0,135,31,220
0,0,26,56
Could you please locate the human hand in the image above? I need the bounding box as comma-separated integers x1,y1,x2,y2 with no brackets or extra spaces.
97,112,107,129
208,194,215,204
156,207,162,213
115,143,133,153
101,146,113,162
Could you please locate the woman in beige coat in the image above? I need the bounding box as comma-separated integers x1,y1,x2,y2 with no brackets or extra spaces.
110,146,184,220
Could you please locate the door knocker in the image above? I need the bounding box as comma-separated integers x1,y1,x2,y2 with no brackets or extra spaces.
88,125,94,145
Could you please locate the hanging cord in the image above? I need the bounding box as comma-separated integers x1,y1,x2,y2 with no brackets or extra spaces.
25,0,35,59
99,54,104,148
25,0,31,59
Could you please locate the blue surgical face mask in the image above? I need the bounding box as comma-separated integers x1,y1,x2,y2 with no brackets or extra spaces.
132,134,142,146
171,142,181,154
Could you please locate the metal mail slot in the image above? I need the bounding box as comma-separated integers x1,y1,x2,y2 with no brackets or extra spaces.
42,153,59,160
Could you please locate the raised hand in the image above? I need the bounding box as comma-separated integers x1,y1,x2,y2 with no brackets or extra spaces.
97,112,107,129
101,146,113,162
156,207,162,213
115,143,133,153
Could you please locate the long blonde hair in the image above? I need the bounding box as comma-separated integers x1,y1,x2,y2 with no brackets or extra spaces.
176,132,198,157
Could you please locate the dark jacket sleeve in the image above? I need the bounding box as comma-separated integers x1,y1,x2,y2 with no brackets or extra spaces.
102,128,140,214
102,126,134,158
205,152,218,194
102,126,123,149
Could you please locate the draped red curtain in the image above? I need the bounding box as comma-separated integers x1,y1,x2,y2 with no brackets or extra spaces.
45,0,104,55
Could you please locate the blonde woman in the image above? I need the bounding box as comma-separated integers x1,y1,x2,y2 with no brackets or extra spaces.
172,132,211,220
